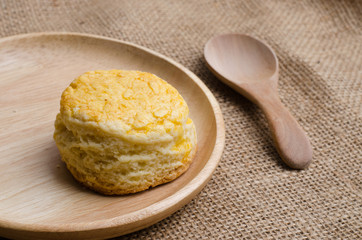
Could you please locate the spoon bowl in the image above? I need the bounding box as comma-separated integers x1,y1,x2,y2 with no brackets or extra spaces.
205,33,312,169
205,34,277,83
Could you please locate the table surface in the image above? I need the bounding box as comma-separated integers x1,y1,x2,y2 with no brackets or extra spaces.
0,0,361,239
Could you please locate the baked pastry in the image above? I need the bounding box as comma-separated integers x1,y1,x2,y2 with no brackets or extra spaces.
54,70,197,195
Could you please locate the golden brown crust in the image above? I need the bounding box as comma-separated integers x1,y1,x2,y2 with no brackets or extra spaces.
54,70,197,196
65,145,197,195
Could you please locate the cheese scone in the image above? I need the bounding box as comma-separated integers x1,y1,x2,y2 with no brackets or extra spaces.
54,70,197,195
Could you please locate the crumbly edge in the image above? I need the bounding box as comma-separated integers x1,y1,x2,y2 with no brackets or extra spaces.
64,145,197,195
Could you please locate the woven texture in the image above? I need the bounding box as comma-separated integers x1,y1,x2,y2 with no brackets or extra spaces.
0,0,361,239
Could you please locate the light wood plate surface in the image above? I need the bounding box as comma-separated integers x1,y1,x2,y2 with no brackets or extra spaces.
0,33,225,240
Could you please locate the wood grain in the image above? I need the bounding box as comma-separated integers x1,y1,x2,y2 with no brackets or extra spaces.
0,32,225,240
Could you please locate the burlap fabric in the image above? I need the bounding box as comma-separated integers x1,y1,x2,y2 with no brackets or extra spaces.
0,0,361,239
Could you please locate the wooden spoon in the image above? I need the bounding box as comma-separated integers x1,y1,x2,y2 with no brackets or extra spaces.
204,33,312,169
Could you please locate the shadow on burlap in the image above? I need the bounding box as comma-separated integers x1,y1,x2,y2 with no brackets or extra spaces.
0,0,360,239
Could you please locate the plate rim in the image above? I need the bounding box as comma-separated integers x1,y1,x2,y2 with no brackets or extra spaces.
0,32,225,235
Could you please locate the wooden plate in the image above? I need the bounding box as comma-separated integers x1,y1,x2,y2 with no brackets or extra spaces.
0,33,225,240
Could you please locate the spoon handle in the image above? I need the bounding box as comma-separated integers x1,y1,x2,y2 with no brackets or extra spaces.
256,93,313,169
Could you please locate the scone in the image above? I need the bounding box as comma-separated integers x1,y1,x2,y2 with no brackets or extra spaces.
53,70,197,195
